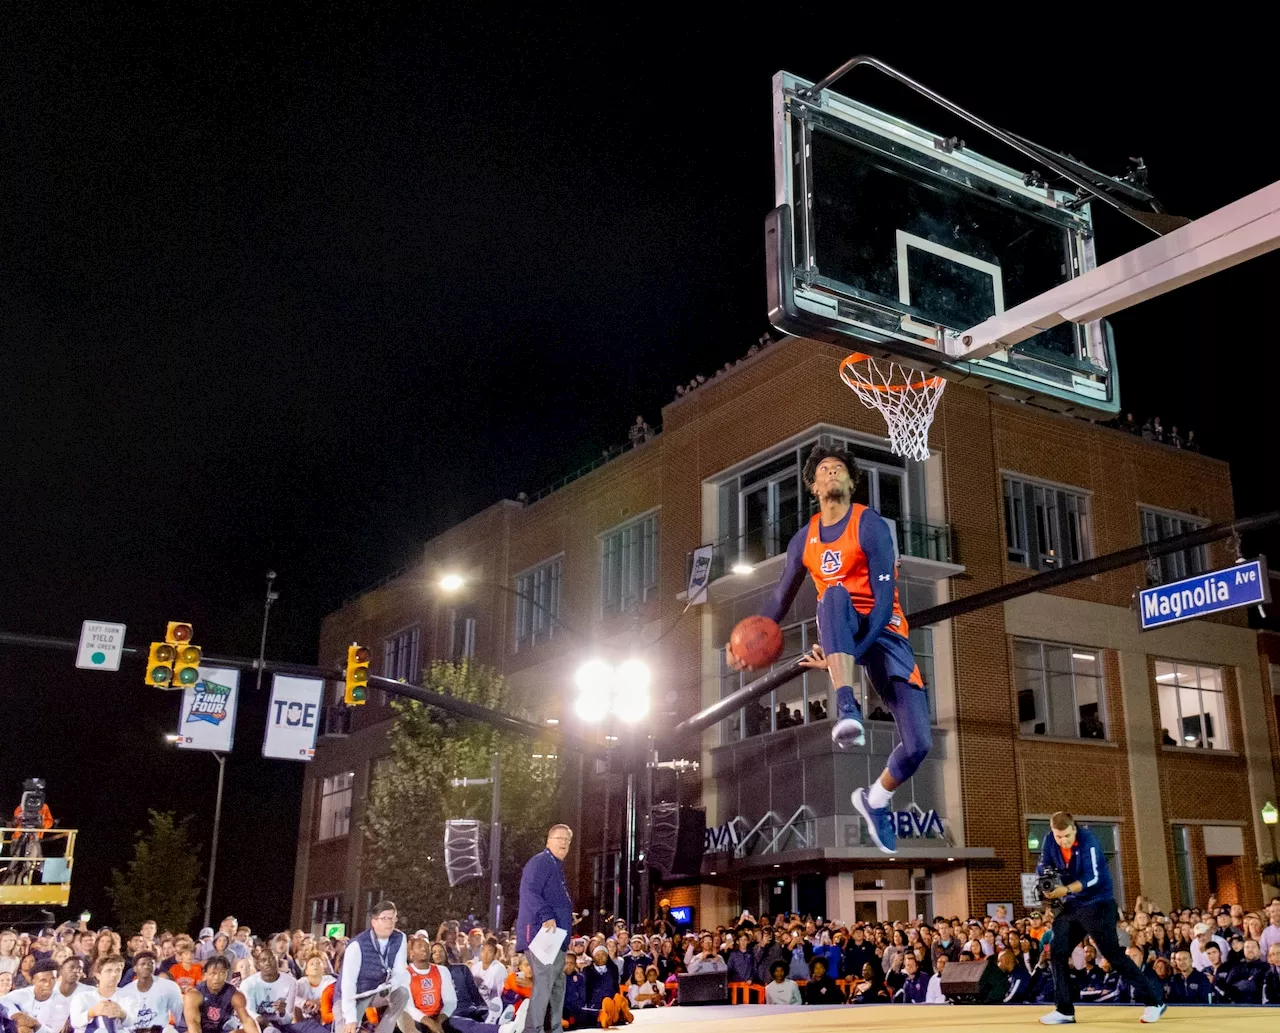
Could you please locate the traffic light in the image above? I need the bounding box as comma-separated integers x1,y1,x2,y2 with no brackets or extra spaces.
345,644,370,705
174,642,202,686
146,642,176,688
147,622,196,690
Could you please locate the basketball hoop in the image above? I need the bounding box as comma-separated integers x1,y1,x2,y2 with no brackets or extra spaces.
839,352,946,461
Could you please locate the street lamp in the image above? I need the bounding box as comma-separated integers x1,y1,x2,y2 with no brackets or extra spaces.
1263,801,1279,861
439,573,466,593
573,658,651,724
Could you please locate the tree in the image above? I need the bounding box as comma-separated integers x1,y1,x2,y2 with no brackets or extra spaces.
108,810,202,936
362,660,560,932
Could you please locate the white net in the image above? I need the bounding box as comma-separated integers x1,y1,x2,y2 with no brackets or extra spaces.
839,352,946,461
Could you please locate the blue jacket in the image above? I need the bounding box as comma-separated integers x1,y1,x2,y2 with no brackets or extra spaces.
1004,966,1031,1003
585,965,620,1009
1169,970,1212,1003
1037,825,1113,908
562,970,586,1016
515,848,574,951
901,971,930,1002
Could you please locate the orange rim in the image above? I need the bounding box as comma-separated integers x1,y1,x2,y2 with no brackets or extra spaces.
840,351,945,393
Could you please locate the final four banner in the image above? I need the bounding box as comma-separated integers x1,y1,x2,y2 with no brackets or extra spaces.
263,674,324,761
176,666,240,753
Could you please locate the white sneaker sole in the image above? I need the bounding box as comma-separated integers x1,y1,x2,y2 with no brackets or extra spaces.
831,716,865,748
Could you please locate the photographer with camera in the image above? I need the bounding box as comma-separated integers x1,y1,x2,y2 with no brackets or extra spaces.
1037,813,1165,1026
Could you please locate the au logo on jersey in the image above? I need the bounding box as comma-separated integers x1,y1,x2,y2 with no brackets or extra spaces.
820,549,843,575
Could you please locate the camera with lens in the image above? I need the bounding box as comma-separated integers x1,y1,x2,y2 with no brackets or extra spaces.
1037,867,1069,898
19,778,46,827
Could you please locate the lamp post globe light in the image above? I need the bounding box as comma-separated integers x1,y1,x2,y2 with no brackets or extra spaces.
573,657,651,725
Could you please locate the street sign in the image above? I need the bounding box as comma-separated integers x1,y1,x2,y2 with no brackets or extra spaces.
1138,558,1270,631
75,621,126,672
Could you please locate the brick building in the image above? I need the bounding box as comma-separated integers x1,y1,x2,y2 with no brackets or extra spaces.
290,334,1279,934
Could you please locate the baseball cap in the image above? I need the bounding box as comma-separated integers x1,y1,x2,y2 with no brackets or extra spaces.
1193,922,1211,935
659,899,670,908
39,928,55,938
199,928,214,939
469,927,484,936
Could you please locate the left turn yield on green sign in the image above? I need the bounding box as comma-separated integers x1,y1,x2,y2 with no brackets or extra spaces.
75,620,126,671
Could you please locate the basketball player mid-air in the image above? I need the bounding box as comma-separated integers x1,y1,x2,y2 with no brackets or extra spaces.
726,444,930,854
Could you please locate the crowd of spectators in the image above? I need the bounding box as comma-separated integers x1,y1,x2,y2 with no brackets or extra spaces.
671,334,777,404
0,893,1273,1033
1109,413,1201,452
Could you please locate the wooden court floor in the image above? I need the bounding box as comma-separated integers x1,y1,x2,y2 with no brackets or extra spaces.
628,1003,1273,1031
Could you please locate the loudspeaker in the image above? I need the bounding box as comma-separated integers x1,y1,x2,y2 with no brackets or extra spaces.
647,803,679,878
648,804,706,879
938,959,988,999
674,806,706,876
444,819,485,887
676,971,728,1005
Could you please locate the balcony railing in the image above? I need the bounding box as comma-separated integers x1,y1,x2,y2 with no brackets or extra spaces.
686,514,952,585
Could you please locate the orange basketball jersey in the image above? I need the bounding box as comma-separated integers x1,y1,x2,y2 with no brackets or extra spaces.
801,506,911,639
408,964,446,1018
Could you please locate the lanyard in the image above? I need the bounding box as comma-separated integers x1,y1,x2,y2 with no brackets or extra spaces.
372,934,394,974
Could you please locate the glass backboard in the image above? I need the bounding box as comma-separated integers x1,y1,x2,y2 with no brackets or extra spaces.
767,70,1120,416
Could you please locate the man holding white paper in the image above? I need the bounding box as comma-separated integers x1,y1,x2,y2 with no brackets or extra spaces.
516,825,574,1033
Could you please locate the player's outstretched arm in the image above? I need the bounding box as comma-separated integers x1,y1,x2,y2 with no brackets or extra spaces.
725,526,808,670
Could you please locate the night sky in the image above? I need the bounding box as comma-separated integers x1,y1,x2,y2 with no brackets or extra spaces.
2,8,1276,931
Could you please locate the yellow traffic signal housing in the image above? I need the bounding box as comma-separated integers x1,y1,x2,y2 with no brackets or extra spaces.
345,644,370,705
147,642,176,688
174,643,202,686
165,621,193,645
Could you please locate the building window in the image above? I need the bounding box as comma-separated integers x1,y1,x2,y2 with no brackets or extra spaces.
317,771,354,841
450,608,477,660
1013,640,1107,740
601,514,658,614
1155,660,1228,750
1027,819,1123,908
515,556,563,650
1140,507,1209,585
1171,825,1194,908
383,626,420,682
1003,475,1091,570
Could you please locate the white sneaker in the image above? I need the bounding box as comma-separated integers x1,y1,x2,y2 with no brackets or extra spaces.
1140,1004,1167,1024
830,715,865,747
1039,1011,1076,1025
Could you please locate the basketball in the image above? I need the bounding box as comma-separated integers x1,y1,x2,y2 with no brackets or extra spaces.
730,615,783,670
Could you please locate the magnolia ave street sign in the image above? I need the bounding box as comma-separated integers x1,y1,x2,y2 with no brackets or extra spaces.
1138,558,1270,631
75,621,126,672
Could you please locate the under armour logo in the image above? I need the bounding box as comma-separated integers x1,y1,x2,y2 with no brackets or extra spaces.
809,537,818,544
877,573,891,582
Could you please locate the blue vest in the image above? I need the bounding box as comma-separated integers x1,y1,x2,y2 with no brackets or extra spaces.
355,928,404,995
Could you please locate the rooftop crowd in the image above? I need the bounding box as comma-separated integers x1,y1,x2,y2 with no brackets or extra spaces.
0,890,1274,1033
